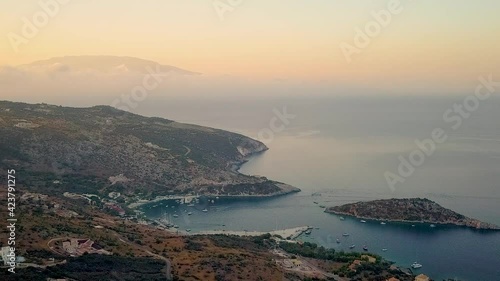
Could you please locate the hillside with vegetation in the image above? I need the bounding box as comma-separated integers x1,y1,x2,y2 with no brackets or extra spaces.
0,101,299,201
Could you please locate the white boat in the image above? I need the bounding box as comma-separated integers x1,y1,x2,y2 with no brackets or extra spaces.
411,262,423,269
342,233,349,237
382,248,388,252
336,239,340,244
339,217,345,221
172,214,179,218
202,209,208,212
187,212,193,215
187,204,195,207
380,222,386,225
349,244,356,249
430,224,436,228
360,220,367,223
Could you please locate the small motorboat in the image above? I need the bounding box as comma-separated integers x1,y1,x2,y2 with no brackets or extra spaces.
339,217,345,221
336,239,340,244
360,220,367,223
380,222,386,225
382,248,388,252
411,262,423,269
172,214,179,218
349,244,356,249
202,209,208,212
305,230,312,235
173,225,179,228
342,233,350,237
363,245,368,251
187,212,193,215
430,224,436,228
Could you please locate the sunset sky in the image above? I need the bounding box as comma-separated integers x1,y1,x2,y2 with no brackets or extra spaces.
1,0,500,95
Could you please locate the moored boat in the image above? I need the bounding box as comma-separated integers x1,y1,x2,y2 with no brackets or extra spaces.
411,262,423,269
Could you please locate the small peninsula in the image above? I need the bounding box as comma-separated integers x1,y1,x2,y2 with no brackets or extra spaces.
325,198,500,230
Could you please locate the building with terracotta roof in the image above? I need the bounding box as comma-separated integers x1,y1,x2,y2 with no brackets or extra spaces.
415,274,430,281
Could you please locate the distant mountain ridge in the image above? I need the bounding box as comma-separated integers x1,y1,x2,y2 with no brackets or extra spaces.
20,55,200,75
326,198,499,230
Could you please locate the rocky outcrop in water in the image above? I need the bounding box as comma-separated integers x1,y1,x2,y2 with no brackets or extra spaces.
326,198,499,230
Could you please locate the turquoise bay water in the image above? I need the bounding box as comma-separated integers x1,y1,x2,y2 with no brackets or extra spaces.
140,97,500,281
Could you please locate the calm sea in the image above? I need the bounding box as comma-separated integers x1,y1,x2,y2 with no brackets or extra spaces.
139,96,500,281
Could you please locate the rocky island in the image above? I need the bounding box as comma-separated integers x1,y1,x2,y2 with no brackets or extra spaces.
325,198,500,230
0,101,300,204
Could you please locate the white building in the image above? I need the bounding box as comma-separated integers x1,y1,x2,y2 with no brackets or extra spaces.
1,246,11,266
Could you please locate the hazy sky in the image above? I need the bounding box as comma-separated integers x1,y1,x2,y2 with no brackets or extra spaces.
1,0,500,96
